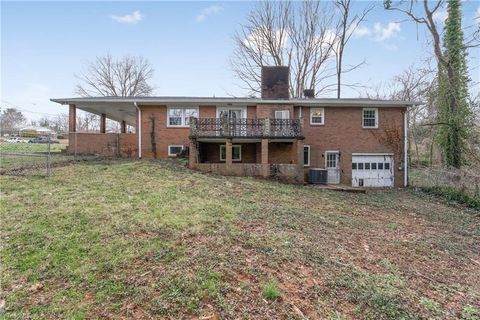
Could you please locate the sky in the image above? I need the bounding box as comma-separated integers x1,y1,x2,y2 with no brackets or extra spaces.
1,0,479,121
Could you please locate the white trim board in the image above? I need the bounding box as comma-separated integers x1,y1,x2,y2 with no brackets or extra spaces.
352,153,394,156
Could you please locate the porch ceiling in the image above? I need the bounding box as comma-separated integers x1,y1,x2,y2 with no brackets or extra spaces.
51,100,136,126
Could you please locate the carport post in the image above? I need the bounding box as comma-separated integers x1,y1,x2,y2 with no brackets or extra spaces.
100,113,106,134
69,104,76,133
121,121,126,134
226,139,233,174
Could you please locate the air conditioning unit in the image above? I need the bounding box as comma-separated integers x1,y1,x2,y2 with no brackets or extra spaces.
308,168,327,184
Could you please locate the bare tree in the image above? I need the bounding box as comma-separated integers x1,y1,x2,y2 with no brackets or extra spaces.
231,1,339,98
384,0,479,167
390,64,438,165
0,108,26,135
76,54,155,97
51,113,69,134
76,113,100,132
334,0,373,98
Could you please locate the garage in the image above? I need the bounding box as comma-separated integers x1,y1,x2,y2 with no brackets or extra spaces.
351,154,394,187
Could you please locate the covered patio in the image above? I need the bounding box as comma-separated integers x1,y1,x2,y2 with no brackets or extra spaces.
50,97,139,157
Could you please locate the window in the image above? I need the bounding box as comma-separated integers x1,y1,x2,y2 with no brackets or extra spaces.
220,145,241,161
371,162,377,170
378,162,384,170
384,162,390,170
168,107,198,127
365,162,371,170
326,153,337,168
358,163,364,170
310,108,325,125
168,145,184,156
362,108,378,128
352,162,357,170
275,110,290,119
304,145,310,166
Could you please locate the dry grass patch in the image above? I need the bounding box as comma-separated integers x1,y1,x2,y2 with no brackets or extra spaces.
1,160,479,319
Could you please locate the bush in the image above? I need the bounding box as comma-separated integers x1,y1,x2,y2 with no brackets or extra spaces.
418,186,480,210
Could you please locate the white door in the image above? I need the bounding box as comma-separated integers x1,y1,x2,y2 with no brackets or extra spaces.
325,151,340,184
352,155,394,187
218,108,245,136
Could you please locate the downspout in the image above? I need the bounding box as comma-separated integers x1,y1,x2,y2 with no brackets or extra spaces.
135,102,142,159
404,108,408,187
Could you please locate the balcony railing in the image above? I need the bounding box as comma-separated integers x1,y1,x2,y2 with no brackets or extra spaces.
190,118,304,139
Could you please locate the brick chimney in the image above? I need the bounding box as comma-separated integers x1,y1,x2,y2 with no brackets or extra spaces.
261,66,289,99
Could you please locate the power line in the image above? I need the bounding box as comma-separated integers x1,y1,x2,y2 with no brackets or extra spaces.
1,100,63,117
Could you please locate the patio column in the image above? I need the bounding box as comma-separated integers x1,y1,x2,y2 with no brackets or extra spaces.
121,121,126,134
295,140,305,184
226,139,233,174
69,104,76,132
100,113,106,133
189,140,197,169
261,139,270,178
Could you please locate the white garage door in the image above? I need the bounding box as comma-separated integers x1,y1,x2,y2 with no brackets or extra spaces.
352,154,394,187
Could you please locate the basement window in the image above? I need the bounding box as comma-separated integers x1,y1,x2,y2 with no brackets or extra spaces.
168,145,184,157
168,107,199,127
220,145,241,161
310,108,325,125
362,108,378,128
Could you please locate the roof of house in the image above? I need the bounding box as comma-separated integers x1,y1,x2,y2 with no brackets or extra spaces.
50,96,420,126
51,96,419,107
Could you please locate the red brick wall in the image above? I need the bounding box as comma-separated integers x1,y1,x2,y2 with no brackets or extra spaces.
199,142,257,163
68,132,137,158
301,106,406,187
256,104,294,119
118,133,138,158
136,104,406,187
247,105,257,118
269,142,295,164
68,133,117,156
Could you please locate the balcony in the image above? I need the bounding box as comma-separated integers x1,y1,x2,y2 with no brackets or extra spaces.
190,118,304,140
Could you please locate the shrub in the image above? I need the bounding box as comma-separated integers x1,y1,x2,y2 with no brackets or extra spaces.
418,186,480,210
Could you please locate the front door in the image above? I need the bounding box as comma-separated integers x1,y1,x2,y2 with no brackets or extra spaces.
326,151,340,184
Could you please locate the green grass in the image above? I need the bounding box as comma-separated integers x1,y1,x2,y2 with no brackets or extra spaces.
0,142,67,153
1,160,479,319
262,280,281,300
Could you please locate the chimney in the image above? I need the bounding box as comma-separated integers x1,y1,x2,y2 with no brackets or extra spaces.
261,66,289,99
303,89,315,99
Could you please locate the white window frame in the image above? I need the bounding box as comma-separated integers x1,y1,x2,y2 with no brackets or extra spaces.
303,145,310,167
167,106,199,128
362,108,378,129
220,145,242,161
275,110,290,119
325,150,340,168
168,145,184,157
310,107,325,125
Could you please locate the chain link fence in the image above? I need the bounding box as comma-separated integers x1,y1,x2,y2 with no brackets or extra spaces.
0,131,100,176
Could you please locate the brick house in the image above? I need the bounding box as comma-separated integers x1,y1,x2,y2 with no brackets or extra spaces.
51,66,416,187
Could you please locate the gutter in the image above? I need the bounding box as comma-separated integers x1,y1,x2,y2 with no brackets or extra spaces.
135,102,142,159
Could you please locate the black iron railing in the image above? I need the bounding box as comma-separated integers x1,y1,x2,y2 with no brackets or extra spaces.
190,118,303,139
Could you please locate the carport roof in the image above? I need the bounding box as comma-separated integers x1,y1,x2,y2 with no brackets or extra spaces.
50,96,420,126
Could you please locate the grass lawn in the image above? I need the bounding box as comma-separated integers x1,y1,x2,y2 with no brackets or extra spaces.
1,160,479,319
